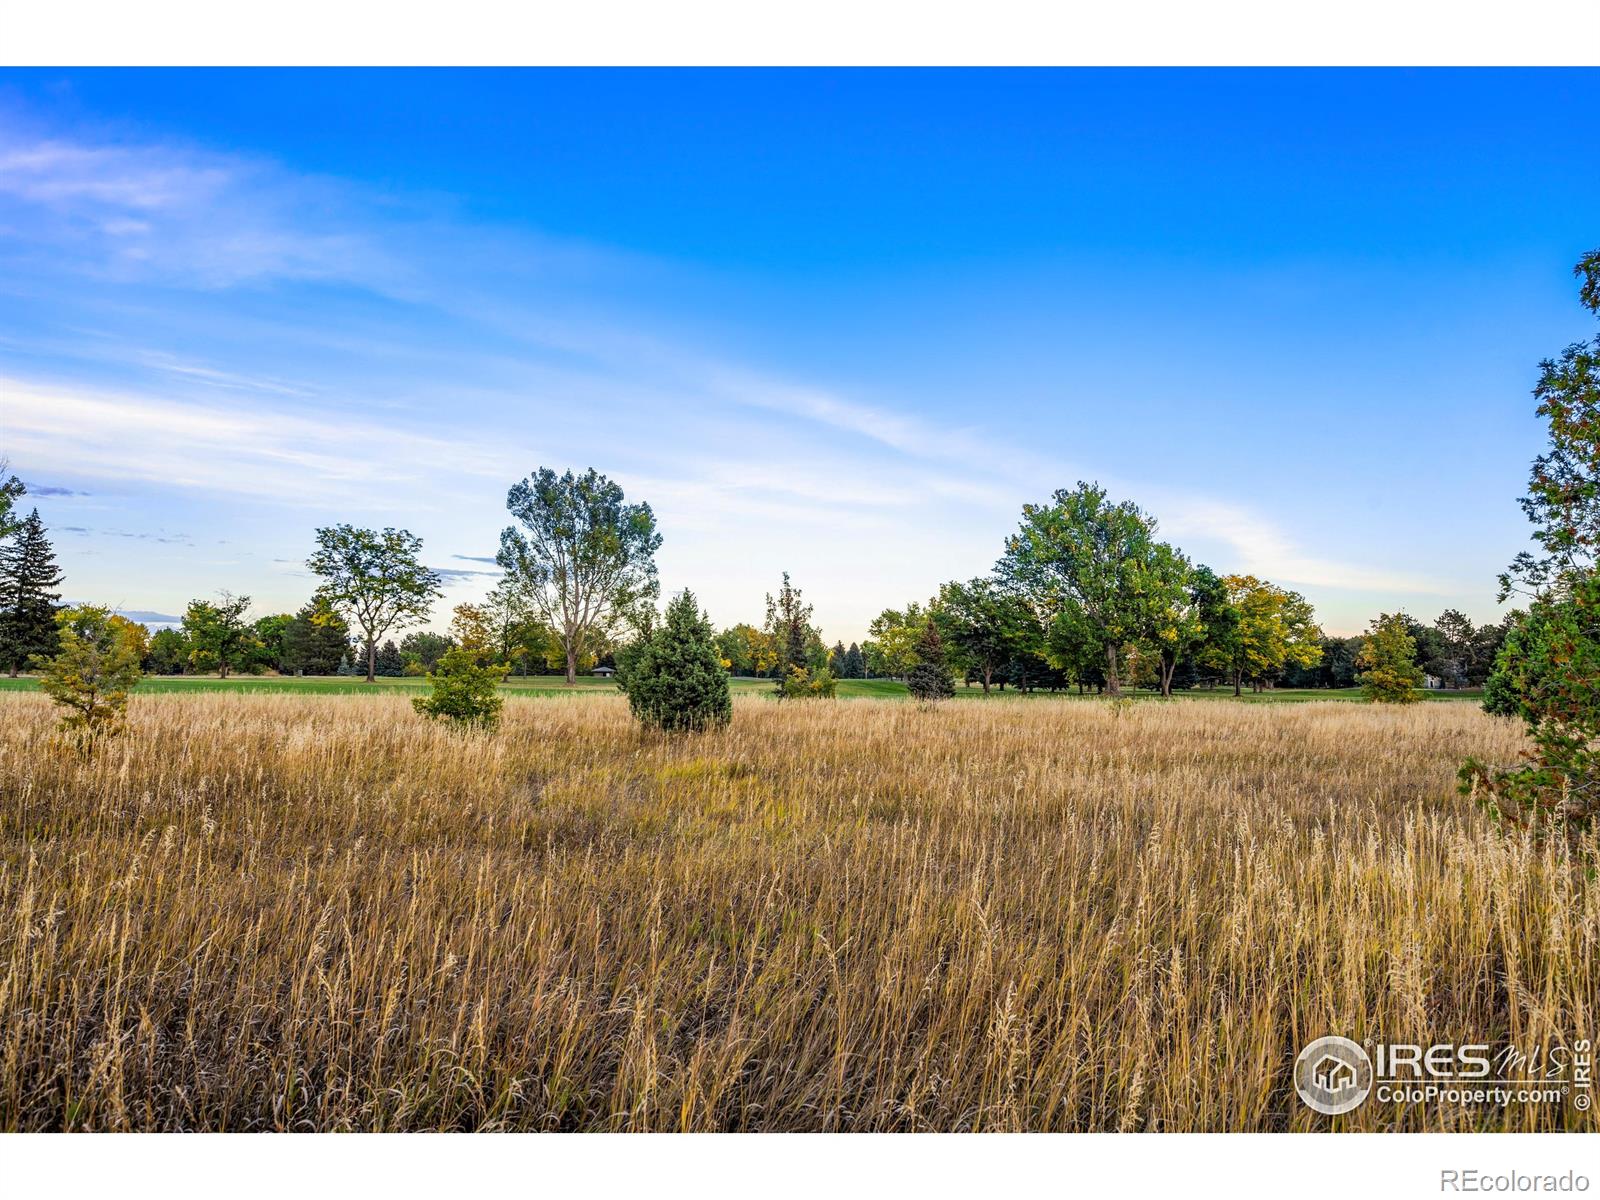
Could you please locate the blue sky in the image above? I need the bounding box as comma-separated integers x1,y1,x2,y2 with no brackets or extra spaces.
2,69,1596,640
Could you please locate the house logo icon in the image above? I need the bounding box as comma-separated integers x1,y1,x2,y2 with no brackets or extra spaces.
1294,1036,1373,1116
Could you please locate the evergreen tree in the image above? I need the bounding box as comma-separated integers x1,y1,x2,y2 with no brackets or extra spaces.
828,640,848,676
907,619,956,704
844,642,866,679
618,589,732,732
375,639,406,676
282,597,354,675
0,509,64,677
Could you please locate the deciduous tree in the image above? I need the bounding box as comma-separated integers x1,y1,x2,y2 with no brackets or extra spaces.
180,592,256,678
308,525,443,683
498,468,661,686
934,578,1028,694
1357,612,1425,703
999,482,1162,696
1217,575,1323,694
0,461,24,542
1463,248,1600,833
36,605,145,734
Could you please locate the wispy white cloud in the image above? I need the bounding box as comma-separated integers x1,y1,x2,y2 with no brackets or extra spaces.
0,129,403,290
2,377,514,504
1159,495,1467,597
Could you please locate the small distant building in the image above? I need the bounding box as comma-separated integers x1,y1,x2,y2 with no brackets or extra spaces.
1423,673,1443,690
592,665,617,678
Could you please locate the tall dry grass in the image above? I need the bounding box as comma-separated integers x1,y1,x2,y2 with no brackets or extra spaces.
0,691,1593,1131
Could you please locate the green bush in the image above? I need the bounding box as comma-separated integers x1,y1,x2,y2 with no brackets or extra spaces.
1461,574,1599,832
412,646,509,731
777,665,837,700
618,590,732,732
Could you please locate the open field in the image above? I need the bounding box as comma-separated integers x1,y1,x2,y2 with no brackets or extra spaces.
0,692,1592,1131
0,673,1482,703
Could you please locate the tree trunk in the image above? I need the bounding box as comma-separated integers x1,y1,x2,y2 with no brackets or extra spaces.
1233,668,1242,697
1104,643,1121,697
367,638,377,684
1160,652,1176,698
981,666,992,694
565,646,577,686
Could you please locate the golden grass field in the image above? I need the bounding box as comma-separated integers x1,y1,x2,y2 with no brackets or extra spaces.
0,691,1594,1132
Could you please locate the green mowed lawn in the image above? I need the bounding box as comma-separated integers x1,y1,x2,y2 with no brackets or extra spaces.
0,673,1481,702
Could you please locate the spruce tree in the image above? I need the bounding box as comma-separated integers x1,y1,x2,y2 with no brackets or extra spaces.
0,509,64,677
618,589,732,732
375,639,406,676
907,619,956,704
844,642,865,679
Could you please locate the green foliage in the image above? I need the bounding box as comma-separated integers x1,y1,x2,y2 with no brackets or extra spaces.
932,578,1031,693
0,461,24,542
308,525,442,683
1141,545,1201,697
35,605,145,734
0,509,64,676
411,645,509,731
765,572,822,680
1463,250,1600,835
906,620,955,705
399,629,453,673
1357,612,1425,703
180,592,256,678
777,664,837,700
249,613,294,674
282,597,353,676
617,589,732,732
1214,575,1322,694
1000,481,1166,696
145,627,188,675
499,467,661,684
866,601,926,680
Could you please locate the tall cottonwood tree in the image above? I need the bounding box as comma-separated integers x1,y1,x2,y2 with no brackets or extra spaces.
308,525,443,683
498,468,661,686
0,509,64,676
999,482,1161,696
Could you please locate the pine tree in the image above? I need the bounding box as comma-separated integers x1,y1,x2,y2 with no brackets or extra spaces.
907,619,956,704
618,589,732,732
0,509,64,677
